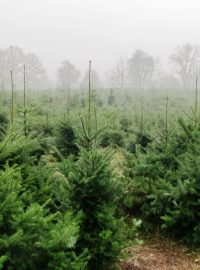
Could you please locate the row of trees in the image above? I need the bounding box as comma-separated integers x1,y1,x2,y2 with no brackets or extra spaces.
57,60,102,90
107,44,200,90
1,44,199,91
58,43,200,90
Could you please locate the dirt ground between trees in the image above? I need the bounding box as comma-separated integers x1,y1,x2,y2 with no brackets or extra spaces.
111,150,200,269
120,236,200,270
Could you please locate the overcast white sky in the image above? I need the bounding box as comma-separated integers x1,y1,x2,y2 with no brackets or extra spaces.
0,0,200,80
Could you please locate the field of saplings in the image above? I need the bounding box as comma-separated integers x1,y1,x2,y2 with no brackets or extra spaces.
1,77,200,270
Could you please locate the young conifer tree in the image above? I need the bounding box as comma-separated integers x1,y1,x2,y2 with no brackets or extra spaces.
0,132,87,270
67,61,126,269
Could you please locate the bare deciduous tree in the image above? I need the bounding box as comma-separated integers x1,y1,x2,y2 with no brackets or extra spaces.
128,49,155,89
58,60,80,88
170,44,200,88
5,46,25,73
106,57,128,89
0,46,48,90
81,68,102,90
25,53,48,89
0,46,24,90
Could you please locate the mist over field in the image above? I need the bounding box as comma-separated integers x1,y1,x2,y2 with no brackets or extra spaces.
1,0,200,89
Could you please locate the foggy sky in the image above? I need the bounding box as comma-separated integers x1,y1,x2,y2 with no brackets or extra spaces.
0,0,200,81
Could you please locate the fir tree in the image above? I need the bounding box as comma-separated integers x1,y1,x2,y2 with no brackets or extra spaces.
68,147,125,270
56,121,79,157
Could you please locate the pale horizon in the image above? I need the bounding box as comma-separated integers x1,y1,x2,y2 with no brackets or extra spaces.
0,0,200,82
